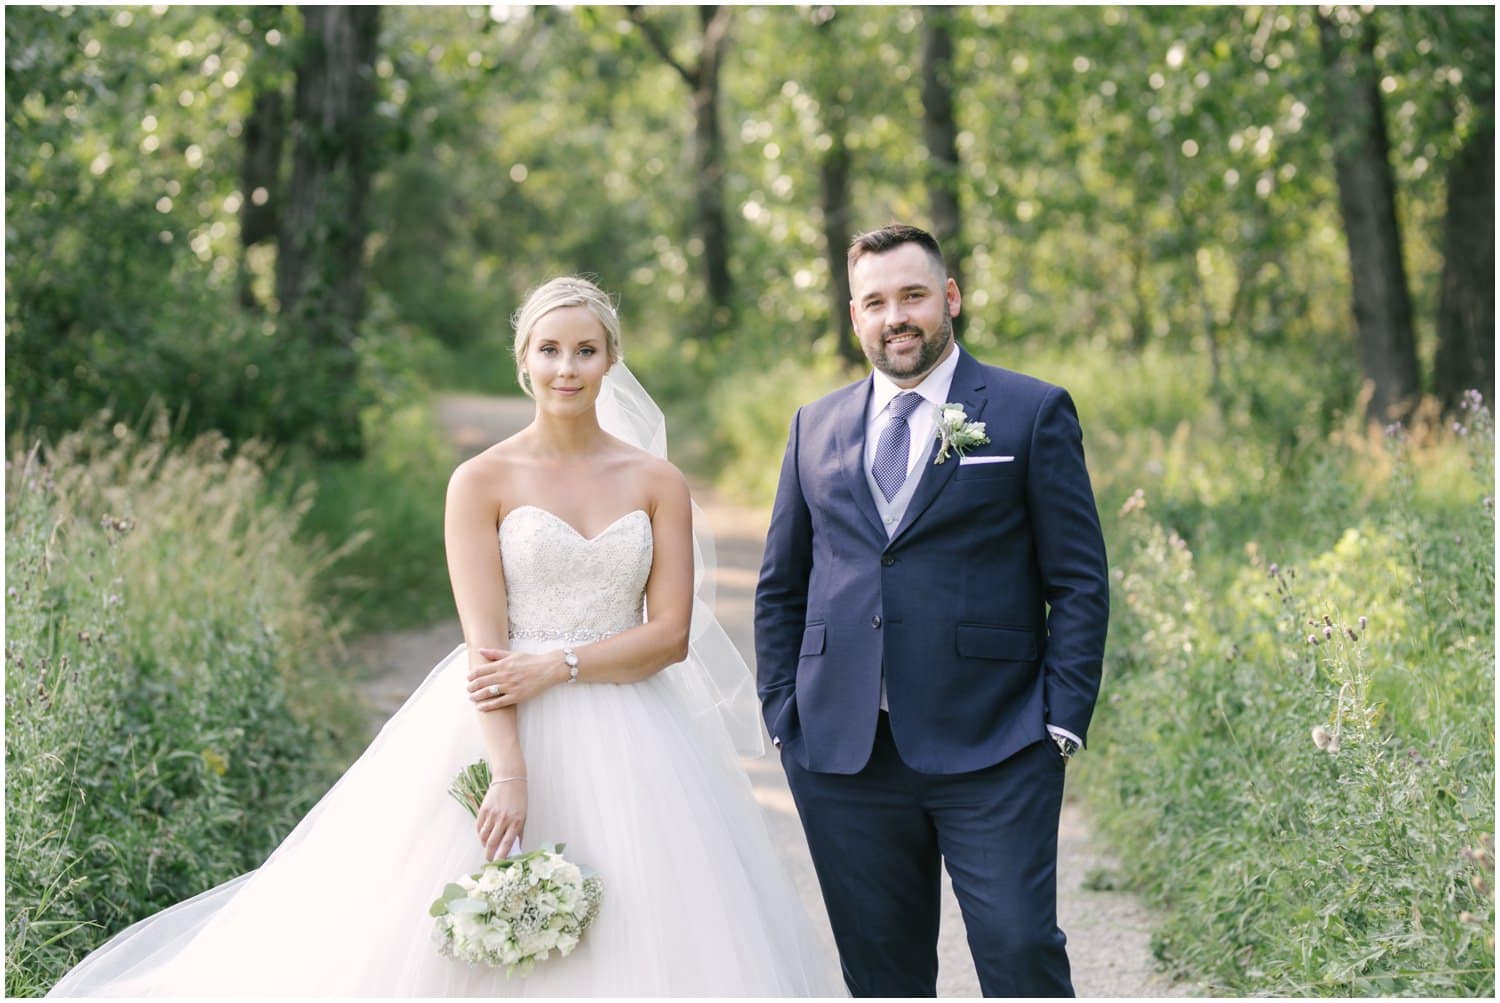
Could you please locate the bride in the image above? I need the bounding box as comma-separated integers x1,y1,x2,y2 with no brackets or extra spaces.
47,277,846,997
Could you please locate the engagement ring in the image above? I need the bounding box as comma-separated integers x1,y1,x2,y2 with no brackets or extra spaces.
487,685,501,697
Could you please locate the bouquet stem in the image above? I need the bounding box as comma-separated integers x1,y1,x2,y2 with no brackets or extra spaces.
449,760,492,819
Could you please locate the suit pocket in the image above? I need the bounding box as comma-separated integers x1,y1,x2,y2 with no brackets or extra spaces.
955,623,1038,661
799,621,827,658
953,463,1021,482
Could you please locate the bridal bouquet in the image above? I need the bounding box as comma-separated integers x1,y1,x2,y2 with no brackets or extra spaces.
430,761,604,975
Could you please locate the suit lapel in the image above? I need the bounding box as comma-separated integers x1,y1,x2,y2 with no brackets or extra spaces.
832,377,887,540
890,350,989,545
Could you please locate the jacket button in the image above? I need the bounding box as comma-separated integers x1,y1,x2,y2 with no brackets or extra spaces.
871,615,882,628
881,556,895,567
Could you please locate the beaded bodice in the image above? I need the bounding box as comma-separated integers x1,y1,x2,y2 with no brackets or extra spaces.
499,505,652,645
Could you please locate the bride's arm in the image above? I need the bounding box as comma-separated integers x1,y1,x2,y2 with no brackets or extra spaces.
470,464,695,704
444,460,526,860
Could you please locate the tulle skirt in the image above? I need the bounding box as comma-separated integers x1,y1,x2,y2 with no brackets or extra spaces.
47,643,845,997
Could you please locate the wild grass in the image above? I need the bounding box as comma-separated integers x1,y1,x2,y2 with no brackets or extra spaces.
4,416,368,996
1078,393,1494,995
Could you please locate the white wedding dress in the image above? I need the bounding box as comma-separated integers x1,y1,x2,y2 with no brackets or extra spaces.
48,503,845,997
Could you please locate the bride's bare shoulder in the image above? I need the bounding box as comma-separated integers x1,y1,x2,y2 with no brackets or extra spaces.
613,446,689,512
447,434,530,500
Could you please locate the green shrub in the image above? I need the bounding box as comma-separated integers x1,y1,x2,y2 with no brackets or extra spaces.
292,399,457,631
1081,400,1495,995
4,418,367,996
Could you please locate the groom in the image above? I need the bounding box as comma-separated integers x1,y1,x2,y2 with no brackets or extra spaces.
755,223,1109,997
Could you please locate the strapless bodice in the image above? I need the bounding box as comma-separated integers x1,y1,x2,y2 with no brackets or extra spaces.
498,505,652,646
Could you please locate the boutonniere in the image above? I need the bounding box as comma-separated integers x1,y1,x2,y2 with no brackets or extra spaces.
933,403,990,464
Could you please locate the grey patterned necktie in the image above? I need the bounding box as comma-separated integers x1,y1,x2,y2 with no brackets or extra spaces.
871,392,925,502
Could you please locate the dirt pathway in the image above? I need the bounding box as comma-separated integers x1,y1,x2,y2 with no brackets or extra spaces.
352,392,1190,997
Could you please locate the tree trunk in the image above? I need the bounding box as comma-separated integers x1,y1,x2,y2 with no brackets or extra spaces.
275,5,380,457
803,10,859,364
819,117,858,366
1317,8,1421,424
626,6,735,332
693,6,734,327
236,7,289,313
1433,110,1495,412
237,80,286,311
921,7,965,338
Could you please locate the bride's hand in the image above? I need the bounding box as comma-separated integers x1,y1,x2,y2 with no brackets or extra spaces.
468,648,566,710
476,776,526,861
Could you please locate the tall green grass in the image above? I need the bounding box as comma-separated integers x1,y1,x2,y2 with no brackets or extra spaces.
1080,396,1494,995
5,417,368,996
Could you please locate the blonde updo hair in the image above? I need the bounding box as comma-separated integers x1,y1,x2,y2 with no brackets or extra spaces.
511,276,623,398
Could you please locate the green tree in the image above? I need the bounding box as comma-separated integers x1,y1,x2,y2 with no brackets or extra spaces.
274,6,382,457
625,5,737,330
1317,6,1421,423
234,5,290,312
920,7,965,338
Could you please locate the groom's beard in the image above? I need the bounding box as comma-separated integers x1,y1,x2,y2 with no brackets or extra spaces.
868,314,954,382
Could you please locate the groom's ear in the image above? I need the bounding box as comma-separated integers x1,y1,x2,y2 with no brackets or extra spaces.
946,277,962,318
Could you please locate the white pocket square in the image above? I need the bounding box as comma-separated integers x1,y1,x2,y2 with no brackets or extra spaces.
958,455,1015,465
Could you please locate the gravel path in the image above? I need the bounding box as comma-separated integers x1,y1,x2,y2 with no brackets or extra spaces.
351,392,1191,997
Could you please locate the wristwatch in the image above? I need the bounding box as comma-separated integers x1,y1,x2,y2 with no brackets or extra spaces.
1052,733,1080,760
562,647,580,684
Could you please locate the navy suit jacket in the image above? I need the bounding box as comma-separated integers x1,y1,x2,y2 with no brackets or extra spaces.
754,348,1109,775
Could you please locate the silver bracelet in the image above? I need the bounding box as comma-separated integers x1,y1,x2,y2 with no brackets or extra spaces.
487,776,527,788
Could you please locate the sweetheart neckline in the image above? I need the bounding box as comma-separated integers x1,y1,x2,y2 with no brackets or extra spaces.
500,504,649,543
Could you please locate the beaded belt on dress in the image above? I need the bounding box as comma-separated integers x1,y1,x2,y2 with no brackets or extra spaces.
507,626,629,644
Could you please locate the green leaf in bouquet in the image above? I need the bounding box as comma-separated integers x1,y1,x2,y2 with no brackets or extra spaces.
428,881,470,917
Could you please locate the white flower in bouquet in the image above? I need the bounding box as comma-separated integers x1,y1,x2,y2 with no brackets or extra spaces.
430,761,604,976
430,842,604,975
528,854,559,882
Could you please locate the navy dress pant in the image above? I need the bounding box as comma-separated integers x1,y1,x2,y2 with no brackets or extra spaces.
783,714,1073,998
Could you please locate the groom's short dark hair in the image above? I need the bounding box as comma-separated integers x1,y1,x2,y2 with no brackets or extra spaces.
847,224,947,273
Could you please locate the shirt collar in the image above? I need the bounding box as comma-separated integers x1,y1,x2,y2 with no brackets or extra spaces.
869,342,963,417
